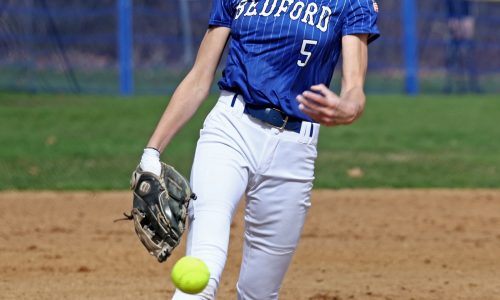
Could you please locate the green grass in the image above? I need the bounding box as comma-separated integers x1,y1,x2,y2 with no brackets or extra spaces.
0,92,499,190
315,94,500,188
2,64,500,94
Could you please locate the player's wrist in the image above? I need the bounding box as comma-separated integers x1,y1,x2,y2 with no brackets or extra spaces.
140,148,162,176
144,146,160,153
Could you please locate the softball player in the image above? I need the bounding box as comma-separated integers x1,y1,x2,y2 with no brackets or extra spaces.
139,0,379,298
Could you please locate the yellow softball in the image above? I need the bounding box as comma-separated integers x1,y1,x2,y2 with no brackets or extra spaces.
171,256,210,294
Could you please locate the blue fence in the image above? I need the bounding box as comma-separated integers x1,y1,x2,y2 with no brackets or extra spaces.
1,0,499,95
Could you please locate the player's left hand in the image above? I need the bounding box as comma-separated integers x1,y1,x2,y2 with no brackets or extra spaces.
124,162,197,263
297,84,361,126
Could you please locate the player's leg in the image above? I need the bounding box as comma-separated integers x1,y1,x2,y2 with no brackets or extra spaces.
445,37,460,93
236,130,318,300
463,38,480,93
172,100,250,300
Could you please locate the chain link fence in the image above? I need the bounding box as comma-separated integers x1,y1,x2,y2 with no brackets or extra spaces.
1,0,499,94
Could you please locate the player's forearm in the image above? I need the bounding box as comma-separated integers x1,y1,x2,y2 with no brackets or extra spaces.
339,85,366,122
146,71,212,153
338,34,368,123
145,27,230,154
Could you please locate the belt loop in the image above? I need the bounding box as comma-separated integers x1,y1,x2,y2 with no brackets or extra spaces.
230,93,238,107
312,123,320,146
227,92,244,117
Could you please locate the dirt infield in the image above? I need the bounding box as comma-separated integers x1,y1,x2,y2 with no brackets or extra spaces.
1,190,499,300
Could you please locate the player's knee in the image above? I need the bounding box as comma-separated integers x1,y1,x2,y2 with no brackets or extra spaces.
236,281,278,300
197,278,218,300
244,229,301,255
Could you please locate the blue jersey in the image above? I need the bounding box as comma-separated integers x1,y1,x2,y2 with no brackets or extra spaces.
209,0,380,121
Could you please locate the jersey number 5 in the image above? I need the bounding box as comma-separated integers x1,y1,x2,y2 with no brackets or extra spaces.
297,39,318,67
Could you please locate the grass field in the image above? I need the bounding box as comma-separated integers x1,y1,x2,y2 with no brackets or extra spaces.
0,92,499,190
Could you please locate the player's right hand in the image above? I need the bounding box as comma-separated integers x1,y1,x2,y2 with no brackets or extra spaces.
296,84,362,126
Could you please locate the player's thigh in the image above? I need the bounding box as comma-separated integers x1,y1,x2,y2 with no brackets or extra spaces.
190,96,257,211
185,130,250,268
189,128,249,216
237,139,316,295
245,177,313,253
236,179,313,300
244,139,316,249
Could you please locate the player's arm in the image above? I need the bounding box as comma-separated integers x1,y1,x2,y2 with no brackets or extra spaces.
297,34,369,126
146,26,231,152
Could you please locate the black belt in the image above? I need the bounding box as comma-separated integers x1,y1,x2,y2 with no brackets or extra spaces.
229,93,304,133
243,104,303,133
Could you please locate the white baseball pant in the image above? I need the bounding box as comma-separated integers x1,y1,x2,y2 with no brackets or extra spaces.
172,91,319,300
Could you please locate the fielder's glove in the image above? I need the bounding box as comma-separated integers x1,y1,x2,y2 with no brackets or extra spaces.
125,162,196,262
